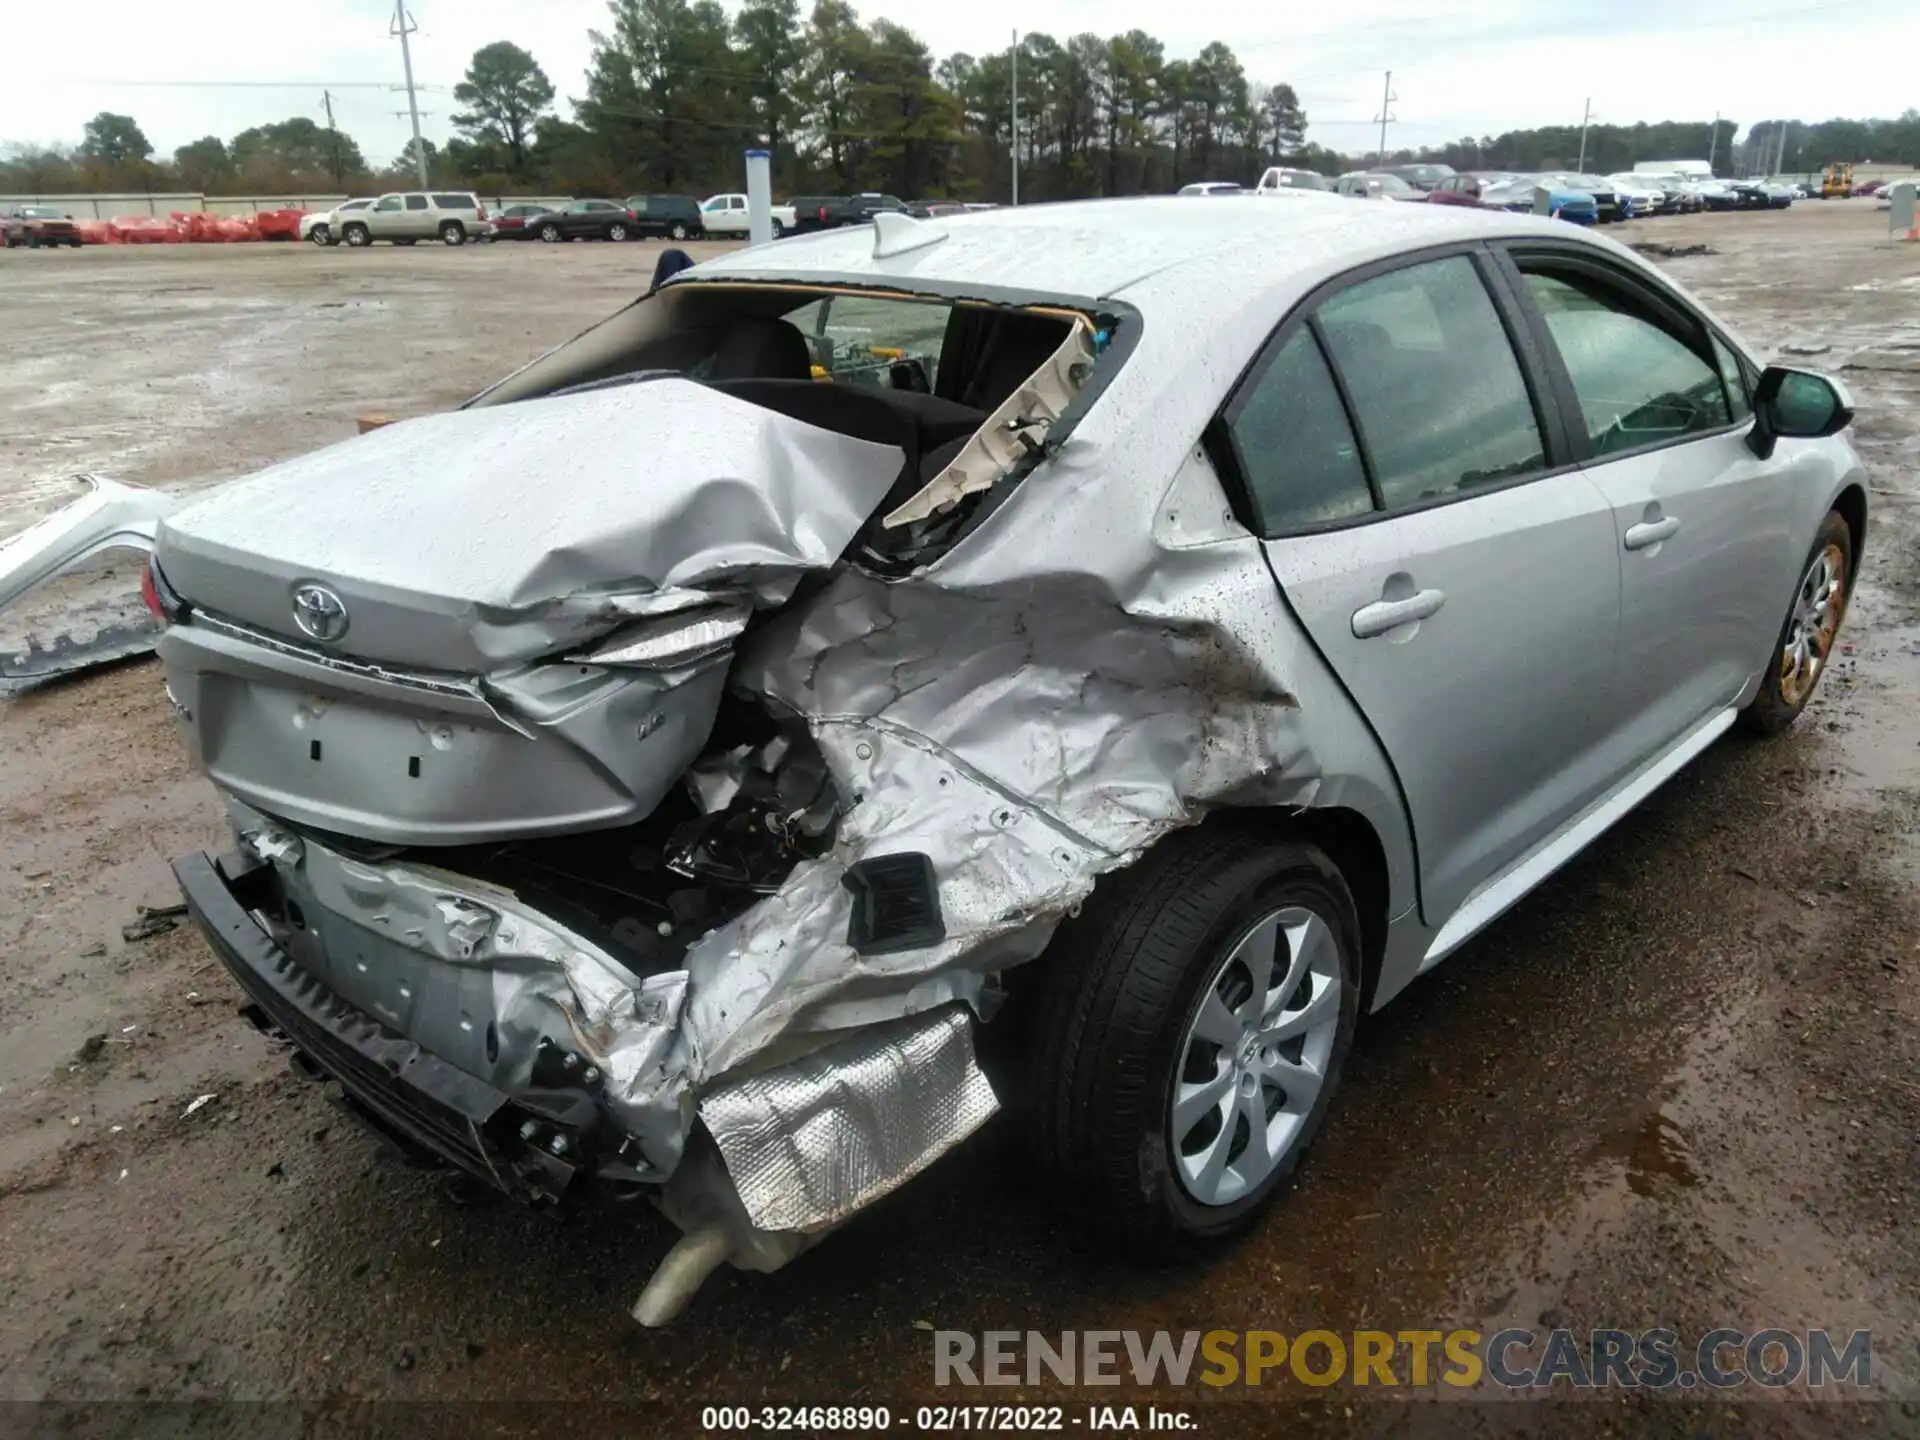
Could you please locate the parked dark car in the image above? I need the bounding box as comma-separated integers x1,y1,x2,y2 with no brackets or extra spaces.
1426,173,1491,207
1,206,82,248
523,200,640,243
489,203,552,240
625,194,702,241
1388,163,1457,192
788,193,910,234
907,199,969,218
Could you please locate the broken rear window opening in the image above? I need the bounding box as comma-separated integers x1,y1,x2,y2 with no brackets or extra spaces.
468,281,1123,574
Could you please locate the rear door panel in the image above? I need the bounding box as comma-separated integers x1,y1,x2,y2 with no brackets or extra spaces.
1264,481,1621,921
1223,246,1627,923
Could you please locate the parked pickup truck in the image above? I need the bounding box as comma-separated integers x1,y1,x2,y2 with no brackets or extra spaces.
2,206,83,248
788,193,909,234
697,193,798,239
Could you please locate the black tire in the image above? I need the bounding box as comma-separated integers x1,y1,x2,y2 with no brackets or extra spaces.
342,223,371,248
1025,825,1362,1253
668,221,689,240
539,222,562,243
769,218,785,239
308,224,331,246
69,238,84,248
607,222,629,241
439,221,466,246
1740,510,1853,736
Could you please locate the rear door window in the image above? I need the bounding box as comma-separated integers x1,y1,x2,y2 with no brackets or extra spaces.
1519,267,1730,455
403,194,429,211
1221,329,1375,533
1315,255,1547,508
432,193,473,209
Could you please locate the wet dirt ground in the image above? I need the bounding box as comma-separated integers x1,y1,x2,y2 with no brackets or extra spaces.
0,209,1915,1437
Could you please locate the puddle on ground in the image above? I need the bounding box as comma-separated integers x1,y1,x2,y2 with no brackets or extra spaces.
1591,1109,1700,1196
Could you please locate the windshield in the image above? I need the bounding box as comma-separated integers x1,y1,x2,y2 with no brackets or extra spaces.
19,207,64,218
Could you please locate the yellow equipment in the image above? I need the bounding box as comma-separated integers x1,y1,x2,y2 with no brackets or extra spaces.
1821,162,1854,199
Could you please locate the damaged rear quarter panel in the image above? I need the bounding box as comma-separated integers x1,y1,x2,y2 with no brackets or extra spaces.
662,266,1418,1170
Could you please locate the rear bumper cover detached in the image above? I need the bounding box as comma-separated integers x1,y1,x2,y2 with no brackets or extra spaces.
173,849,587,1201
173,838,1001,1322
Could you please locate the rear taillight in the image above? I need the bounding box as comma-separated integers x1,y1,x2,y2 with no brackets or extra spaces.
817,206,827,220
141,556,188,625
477,204,489,221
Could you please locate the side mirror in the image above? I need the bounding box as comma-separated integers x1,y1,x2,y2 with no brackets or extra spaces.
1746,365,1854,459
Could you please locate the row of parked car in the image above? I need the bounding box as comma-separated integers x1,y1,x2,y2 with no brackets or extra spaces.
298,189,1001,248
1183,162,1907,228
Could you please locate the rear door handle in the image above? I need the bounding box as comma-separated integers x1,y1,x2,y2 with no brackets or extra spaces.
1624,516,1681,550
1352,588,1447,639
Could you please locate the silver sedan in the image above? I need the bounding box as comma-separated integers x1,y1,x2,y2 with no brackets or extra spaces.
0,197,1867,1320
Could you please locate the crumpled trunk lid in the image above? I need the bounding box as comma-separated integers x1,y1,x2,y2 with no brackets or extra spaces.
149,378,906,846
154,378,907,674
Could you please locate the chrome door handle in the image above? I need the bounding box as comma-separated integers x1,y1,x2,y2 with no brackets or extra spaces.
1624,516,1681,550
1352,588,1447,639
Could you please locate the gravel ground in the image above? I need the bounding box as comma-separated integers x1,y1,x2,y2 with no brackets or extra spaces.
0,209,1915,1438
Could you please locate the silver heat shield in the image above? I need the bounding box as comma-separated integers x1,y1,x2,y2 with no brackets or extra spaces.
696,1006,998,1233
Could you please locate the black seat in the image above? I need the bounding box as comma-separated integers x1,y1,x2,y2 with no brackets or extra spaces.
708,378,922,481
709,318,813,381
935,309,1070,411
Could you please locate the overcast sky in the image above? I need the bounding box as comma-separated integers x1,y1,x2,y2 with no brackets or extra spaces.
5,0,1916,165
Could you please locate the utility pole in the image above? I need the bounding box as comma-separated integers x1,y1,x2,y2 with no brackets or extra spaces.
1374,71,1397,167
391,0,429,188
322,90,345,187
1010,30,1019,206
1705,110,1719,173
1577,97,1592,173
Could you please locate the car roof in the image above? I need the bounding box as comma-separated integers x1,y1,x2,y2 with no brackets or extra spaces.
683,195,1593,310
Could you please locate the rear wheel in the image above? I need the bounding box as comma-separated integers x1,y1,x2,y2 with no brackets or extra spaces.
668,221,689,241
1026,826,1362,1252
308,224,331,246
770,218,785,239
439,221,466,246
1741,511,1853,736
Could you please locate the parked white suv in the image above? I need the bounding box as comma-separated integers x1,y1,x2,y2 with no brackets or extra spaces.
337,192,492,248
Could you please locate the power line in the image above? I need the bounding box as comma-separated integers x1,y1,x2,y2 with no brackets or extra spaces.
57,78,452,91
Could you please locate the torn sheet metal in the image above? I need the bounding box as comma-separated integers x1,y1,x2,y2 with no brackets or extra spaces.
697,1005,998,1232
154,379,908,673
230,797,691,1172
0,475,177,683
605,427,1337,1177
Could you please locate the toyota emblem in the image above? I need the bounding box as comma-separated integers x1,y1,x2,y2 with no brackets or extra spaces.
291,583,350,643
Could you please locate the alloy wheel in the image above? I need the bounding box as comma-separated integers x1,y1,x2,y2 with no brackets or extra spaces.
1780,541,1847,706
1170,905,1344,1207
